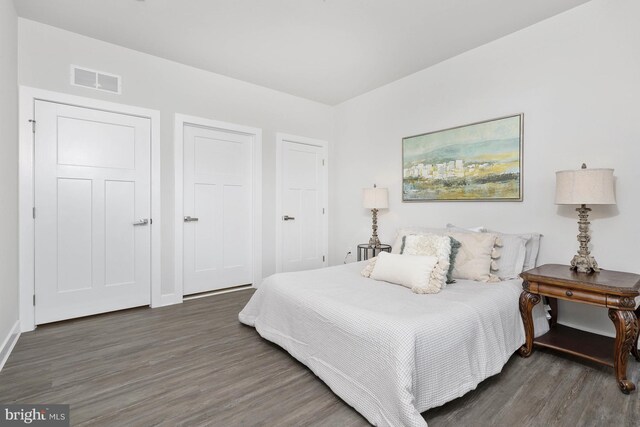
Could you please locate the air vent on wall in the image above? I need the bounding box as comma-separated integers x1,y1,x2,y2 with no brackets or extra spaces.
70,65,121,94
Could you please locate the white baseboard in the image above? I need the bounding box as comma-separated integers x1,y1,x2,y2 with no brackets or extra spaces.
0,320,21,373
153,293,183,308
183,285,253,301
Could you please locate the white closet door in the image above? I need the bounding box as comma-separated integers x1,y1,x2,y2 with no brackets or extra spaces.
280,141,325,272
182,124,253,295
34,101,151,325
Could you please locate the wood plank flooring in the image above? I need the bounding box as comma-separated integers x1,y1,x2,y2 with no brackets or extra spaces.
0,290,638,426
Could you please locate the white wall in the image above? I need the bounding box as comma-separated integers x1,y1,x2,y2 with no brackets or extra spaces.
14,0,640,337
18,19,333,297
0,0,19,348
331,0,640,336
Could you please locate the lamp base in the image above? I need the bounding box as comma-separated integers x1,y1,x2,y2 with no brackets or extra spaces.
570,254,600,274
368,208,382,248
569,204,600,274
368,236,382,248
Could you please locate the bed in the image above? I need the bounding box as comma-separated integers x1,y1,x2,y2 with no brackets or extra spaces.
239,261,549,427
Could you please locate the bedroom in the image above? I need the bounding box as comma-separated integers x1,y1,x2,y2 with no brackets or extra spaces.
0,0,639,425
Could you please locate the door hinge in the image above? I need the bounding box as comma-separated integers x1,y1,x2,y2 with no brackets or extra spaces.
322,159,325,166
322,208,325,214
29,119,36,133
149,218,153,225
32,207,36,219
323,255,325,262
33,294,36,306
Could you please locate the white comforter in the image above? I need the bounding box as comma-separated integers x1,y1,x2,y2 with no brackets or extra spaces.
239,262,549,427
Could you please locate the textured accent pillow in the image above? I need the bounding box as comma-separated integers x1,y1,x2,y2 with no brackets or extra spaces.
391,227,448,254
369,252,440,294
447,232,500,282
401,234,452,289
485,229,542,272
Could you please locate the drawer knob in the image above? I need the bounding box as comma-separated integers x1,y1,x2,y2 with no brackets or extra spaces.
566,290,573,297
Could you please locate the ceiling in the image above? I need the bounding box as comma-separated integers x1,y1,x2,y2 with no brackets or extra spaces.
15,0,591,105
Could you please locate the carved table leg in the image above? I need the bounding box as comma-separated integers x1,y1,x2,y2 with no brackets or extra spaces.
518,289,541,357
608,309,639,394
633,306,640,361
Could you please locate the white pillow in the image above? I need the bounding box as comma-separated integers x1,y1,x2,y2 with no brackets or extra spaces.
391,227,448,253
401,234,451,289
447,232,500,282
369,252,440,294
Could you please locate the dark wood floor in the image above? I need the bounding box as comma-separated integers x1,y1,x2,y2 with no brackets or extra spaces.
0,290,638,426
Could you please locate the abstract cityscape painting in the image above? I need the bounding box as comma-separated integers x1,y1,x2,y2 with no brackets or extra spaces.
402,114,523,202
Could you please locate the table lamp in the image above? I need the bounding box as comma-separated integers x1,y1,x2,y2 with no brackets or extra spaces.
363,184,389,248
555,163,615,273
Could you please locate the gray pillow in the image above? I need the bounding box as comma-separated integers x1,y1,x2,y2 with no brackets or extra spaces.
485,229,541,272
447,237,462,284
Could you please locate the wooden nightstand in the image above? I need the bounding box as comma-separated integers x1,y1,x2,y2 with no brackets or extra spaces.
519,264,640,394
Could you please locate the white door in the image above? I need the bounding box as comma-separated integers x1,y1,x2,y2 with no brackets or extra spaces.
34,101,152,325
182,124,253,295
278,138,327,272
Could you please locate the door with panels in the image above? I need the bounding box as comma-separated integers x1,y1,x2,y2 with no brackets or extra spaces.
34,100,152,325
182,124,253,295
279,139,327,273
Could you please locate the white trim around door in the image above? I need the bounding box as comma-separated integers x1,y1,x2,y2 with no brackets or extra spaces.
174,114,263,296
275,133,329,273
18,86,162,332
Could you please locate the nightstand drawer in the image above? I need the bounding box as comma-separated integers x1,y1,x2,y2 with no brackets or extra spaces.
537,283,607,306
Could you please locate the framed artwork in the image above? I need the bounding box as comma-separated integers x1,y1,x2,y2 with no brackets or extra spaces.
402,114,523,202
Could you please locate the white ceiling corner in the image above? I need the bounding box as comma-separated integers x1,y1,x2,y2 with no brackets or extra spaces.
15,0,592,105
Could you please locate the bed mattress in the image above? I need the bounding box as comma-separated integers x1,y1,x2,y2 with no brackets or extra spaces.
239,262,549,427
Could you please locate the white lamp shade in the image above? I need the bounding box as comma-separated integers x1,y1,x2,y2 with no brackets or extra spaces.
555,168,616,205
363,187,389,209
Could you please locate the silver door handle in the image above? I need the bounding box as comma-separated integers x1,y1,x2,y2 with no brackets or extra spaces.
282,215,295,221
133,218,149,226
184,216,199,222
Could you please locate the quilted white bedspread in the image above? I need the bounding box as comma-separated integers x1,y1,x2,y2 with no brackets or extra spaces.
239,262,548,427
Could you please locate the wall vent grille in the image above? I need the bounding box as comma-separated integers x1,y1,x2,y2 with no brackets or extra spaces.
71,65,121,94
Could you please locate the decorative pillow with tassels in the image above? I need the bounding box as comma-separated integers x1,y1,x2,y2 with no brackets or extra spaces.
400,233,452,290
361,256,378,278
368,252,441,294
447,232,501,282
